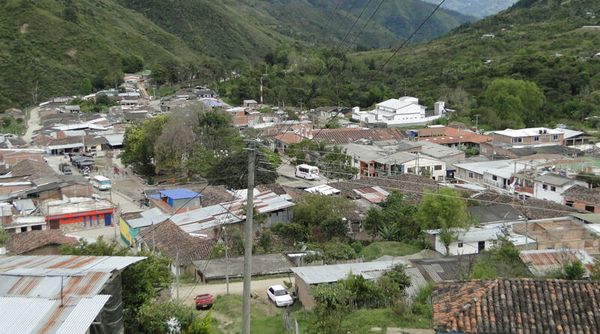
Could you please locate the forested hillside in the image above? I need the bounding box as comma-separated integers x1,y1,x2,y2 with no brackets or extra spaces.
0,0,471,110
421,0,518,18
223,0,600,130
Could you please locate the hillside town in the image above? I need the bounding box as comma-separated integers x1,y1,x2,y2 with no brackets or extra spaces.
0,67,599,333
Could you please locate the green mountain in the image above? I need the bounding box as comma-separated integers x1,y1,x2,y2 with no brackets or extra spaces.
0,0,473,110
421,0,518,18
223,0,600,129
0,0,203,110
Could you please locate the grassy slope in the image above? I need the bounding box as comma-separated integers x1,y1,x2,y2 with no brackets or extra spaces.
0,0,202,109
360,241,423,261
349,0,600,125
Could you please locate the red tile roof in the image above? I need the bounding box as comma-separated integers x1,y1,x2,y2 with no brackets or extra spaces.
274,132,306,145
313,128,403,144
6,230,78,254
418,127,491,145
433,278,600,334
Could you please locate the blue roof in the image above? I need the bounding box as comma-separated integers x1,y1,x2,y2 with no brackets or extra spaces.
159,189,201,200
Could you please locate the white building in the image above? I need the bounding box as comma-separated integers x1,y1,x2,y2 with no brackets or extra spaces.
426,226,534,256
343,143,447,181
533,174,588,204
454,160,528,192
351,96,446,127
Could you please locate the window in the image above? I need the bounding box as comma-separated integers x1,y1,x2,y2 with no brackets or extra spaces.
468,172,474,178
32,225,42,231
407,168,414,173
565,201,574,207
458,242,464,248
585,205,595,212
492,175,498,181
512,137,523,143
534,136,540,141
550,186,556,192
552,135,559,141
434,165,442,171
542,184,548,190
20,227,27,233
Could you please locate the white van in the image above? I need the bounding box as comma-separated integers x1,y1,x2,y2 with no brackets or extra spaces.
92,175,112,191
295,164,320,180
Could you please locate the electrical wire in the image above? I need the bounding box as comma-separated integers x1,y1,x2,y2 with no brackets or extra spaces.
341,0,387,52
381,0,448,69
334,0,375,52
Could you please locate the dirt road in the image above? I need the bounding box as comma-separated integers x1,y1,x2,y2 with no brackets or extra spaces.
24,106,42,144
176,277,292,306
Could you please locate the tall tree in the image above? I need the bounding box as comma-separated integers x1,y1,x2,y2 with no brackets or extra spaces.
415,188,472,255
364,191,419,241
482,78,545,128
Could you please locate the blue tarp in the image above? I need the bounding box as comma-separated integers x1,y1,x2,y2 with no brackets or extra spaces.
159,189,201,200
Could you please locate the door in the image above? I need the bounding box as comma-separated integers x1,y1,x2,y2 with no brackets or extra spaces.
478,241,485,253
49,220,60,230
105,213,112,226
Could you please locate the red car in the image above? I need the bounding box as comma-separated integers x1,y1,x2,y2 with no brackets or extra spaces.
194,293,214,310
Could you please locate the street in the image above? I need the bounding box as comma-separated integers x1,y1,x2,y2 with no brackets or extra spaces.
177,277,293,306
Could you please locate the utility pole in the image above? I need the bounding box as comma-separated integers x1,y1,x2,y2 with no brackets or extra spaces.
474,114,480,133
242,142,256,334
176,248,180,302
260,77,264,105
223,225,230,295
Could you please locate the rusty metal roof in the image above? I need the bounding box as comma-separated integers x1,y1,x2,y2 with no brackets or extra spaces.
0,255,145,333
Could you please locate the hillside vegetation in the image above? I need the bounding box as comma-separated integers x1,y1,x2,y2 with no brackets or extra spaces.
223,0,600,130
422,0,518,18
0,0,472,110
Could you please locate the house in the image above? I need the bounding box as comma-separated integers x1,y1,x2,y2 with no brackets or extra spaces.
5,229,77,255
312,128,403,145
290,260,425,309
480,141,581,159
138,220,214,276
453,159,527,192
433,278,600,334
0,255,145,333
273,132,306,152
119,207,170,247
555,127,587,147
414,126,491,149
414,141,465,178
243,99,258,109
532,174,587,204
519,249,595,277
352,96,447,126
168,191,294,237
343,143,446,181
512,217,600,255
3,216,47,234
148,188,201,212
47,137,84,155
490,127,564,147
425,226,534,256
352,186,389,204
563,185,600,213
42,197,115,231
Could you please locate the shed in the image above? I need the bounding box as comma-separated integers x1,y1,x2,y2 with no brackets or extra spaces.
193,253,293,281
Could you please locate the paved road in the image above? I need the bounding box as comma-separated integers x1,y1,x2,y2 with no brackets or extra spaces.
176,277,292,306
24,106,42,144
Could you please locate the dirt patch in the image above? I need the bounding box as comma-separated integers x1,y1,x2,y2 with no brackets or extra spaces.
66,48,77,58
19,23,29,34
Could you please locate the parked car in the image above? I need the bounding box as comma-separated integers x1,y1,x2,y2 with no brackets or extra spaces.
194,293,214,310
59,163,72,175
266,285,294,307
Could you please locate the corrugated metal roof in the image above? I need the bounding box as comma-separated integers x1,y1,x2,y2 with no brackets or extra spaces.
126,207,170,228
0,255,145,274
290,260,405,285
169,191,294,233
159,188,200,200
353,186,389,203
55,295,110,334
0,297,56,333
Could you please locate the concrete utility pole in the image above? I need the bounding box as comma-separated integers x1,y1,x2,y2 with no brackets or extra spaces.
176,248,180,302
223,225,230,295
242,142,256,334
474,114,480,133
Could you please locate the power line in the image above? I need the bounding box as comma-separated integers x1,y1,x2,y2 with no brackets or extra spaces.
334,0,375,52
381,0,447,69
342,0,387,52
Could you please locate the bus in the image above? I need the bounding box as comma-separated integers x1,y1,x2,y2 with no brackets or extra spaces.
295,164,320,180
92,175,112,191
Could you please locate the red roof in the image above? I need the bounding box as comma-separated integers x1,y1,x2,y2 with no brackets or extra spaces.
274,132,305,145
313,128,403,144
418,127,491,144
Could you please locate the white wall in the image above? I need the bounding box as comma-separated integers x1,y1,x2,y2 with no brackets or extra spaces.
402,157,446,180
434,236,482,256
534,183,567,204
